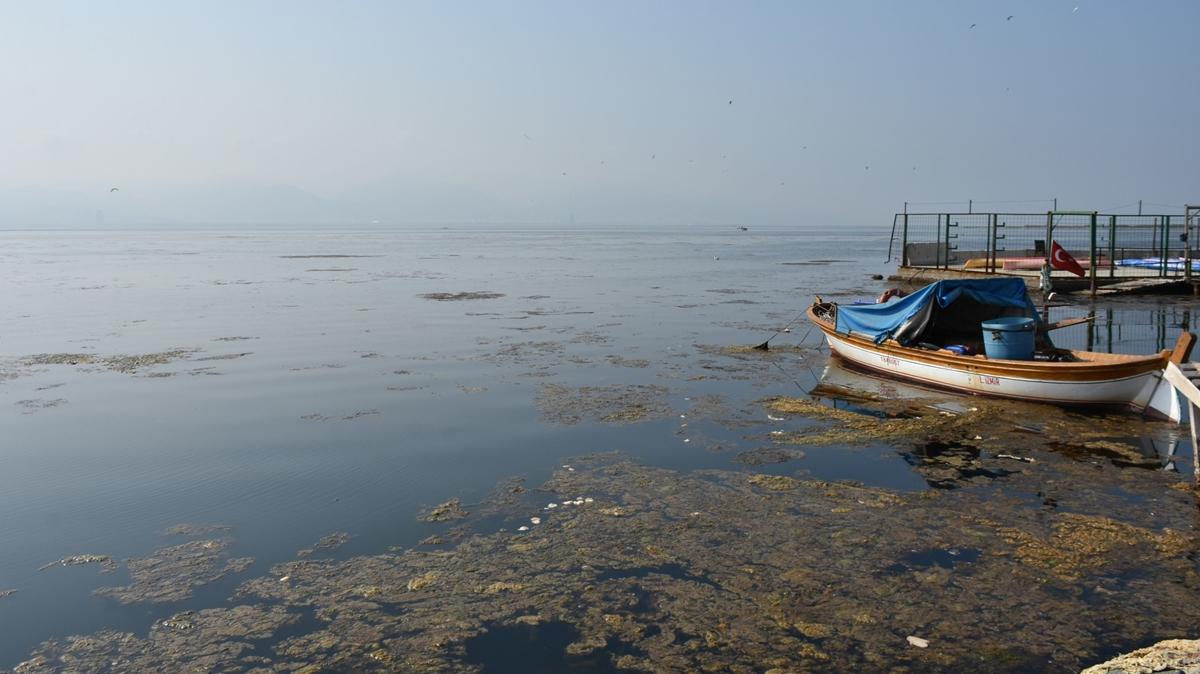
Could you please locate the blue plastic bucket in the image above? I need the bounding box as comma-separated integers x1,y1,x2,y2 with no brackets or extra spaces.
981,317,1035,360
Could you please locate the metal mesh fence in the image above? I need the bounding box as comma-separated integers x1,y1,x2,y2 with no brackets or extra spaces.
893,211,1198,280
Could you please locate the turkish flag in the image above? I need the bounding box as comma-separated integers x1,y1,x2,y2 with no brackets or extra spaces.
1050,241,1086,277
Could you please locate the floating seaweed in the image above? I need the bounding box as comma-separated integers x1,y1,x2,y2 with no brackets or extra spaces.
419,499,469,523
536,383,671,425
37,555,117,574
94,540,254,604
16,454,1200,672
420,291,505,301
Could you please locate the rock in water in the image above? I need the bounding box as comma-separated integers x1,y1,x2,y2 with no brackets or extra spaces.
1081,639,1200,673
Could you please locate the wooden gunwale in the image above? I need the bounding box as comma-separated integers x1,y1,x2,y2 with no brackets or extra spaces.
805,305,1168,382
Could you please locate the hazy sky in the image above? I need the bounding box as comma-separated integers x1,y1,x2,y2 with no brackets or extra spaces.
2,1,1198,227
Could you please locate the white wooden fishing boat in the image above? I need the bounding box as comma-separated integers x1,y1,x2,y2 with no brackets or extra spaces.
805,279,1194,421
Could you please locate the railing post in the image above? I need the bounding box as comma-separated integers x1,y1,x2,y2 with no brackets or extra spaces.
936,215,943,269
901,213,909,266
1161,216,1170,277
1045,211,1053,270
1089,211,1097,297
1180,211,1190,281
988,214,995,274
1108,215,1116,278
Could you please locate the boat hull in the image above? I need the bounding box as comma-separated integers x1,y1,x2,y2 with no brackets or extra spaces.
808,307,1180,421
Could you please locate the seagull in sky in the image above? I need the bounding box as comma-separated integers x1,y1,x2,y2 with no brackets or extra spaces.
1006,15,1013,20
109,187,119,192
969,23,976,28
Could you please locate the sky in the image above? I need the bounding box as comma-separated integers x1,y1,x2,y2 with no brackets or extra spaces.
1,0,1198,227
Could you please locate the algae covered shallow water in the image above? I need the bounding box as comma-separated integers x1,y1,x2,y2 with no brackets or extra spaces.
1,226,1199,672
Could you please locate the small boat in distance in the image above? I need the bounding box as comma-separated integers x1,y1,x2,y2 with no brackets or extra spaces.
805,278,1194,421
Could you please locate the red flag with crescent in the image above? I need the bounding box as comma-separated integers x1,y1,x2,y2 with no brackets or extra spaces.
1050,240,1086,277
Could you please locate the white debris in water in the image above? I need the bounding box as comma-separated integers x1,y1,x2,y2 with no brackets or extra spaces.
770,430,784,436
683,438,690,443
584,497,594,503
767,414,785,421
530,517,541,525
517,526,529,532
907,636,929,648
279,576,290,583
546,503,558,509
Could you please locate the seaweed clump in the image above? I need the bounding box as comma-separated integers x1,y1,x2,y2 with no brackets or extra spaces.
297,532,353,558
93,539,254,604
420,291,505,301
15,605,299,674
21,349,197,374
419,499,469,522
536,383,671,425
37,554,117,573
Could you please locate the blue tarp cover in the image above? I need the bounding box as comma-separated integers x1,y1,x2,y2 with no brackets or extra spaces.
835,278,1039,344
1117,257,1200,272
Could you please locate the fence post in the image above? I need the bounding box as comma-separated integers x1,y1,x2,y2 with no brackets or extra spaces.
901,213,909,266
936,215,943,269
1161,216,1169,278
1045,211,1053,271
943,215,951,271
1187,211,1193,282
1108,215,1116,278
988,214,995,274
1089,212,1097,297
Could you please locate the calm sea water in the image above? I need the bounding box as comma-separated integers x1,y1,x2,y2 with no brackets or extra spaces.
0,225,1193,666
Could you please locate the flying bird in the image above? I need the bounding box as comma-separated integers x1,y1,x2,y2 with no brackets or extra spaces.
728,100,733,105
109,187,119,192
1006,15,1013,20
969,23,976,28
